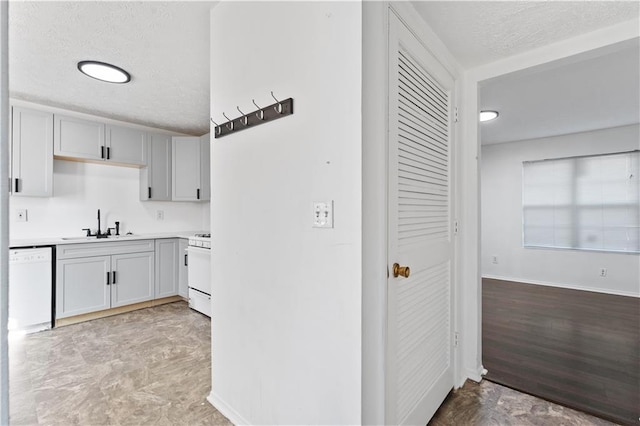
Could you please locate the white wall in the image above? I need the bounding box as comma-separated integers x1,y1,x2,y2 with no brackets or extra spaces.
482,124,640,296
209,2,362,425
10,160,208,240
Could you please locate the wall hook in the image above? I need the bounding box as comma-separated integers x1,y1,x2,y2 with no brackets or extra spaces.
222,112,234,131
252,99,265,120
214,95,293,138
237,106,249,126
271,91,284,114
210,118,222,136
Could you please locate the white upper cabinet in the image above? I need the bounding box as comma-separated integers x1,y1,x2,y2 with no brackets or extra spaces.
200,133,211,201
140,133,172,201
10,106,54,197
54,114,104,161
54,114,147,167
172,134,210,201
106,125,147,166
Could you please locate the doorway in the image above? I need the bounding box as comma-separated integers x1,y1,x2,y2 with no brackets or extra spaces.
478,41,640,425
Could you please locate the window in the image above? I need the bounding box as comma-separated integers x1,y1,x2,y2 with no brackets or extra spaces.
522,151,639,253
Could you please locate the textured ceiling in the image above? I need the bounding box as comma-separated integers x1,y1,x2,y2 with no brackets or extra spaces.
9,1,640,137
9,1,216,136
412,1,640,68
480,42,640,144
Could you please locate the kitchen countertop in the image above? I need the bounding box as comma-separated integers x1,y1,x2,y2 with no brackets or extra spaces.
9,231,207,248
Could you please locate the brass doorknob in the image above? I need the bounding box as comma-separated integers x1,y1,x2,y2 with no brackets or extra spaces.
393,263,410,278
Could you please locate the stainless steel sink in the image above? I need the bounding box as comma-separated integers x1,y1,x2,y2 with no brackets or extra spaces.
61,235,134,241
61,236,98,241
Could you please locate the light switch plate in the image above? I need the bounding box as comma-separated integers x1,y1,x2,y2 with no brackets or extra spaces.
313,201,333,228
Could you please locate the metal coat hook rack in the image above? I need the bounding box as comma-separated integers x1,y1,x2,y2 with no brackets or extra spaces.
210,92,294,138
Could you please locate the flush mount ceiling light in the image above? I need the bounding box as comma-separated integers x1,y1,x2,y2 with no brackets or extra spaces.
480,110,499,122
77,61,131,84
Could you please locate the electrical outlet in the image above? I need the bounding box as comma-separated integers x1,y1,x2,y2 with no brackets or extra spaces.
156,210,164,221
492,255,498,264
599,268,607,277
312,201,333,228
16,209,27,222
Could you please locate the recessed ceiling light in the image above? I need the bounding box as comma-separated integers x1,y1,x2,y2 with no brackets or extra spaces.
77,61,131,84
480,110,499,122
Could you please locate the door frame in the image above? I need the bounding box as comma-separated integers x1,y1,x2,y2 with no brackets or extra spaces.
458,20,640,389
362,4,638,425
361,2,462,424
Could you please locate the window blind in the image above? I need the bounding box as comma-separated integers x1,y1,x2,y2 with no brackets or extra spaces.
522,150,639,253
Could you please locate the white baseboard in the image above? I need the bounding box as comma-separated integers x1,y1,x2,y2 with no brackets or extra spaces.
465,366,484,384
456,365,484,388
207,391,251,426
482,274,639,298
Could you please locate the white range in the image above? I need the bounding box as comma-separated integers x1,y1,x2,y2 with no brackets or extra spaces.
187,233,211,317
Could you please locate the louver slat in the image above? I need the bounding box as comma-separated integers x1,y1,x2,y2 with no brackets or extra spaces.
396,52,449,249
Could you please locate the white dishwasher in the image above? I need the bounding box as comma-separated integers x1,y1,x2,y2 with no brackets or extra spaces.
9,247,53,333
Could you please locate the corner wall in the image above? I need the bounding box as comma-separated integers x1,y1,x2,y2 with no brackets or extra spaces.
209,2,362,424
481,124,640,296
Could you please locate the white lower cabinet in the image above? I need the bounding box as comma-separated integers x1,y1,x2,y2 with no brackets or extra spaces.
155,239,179,299
56,256,111,318
111,252,155,307
178,238,189,298
56,241,155,319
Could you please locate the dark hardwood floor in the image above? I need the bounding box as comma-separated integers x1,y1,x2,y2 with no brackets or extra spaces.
482,278,639,425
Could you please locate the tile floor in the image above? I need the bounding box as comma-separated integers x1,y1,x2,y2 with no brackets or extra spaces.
10,302,618,425
429,380,618,426
10,302,231,426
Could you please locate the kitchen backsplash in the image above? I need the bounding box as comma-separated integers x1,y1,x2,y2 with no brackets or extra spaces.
10,160,210,239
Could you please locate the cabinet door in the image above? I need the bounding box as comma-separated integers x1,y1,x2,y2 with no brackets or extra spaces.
172,136,200,201
56,256,111,318
11,107,54,197
155,239,179,298
54,114,105,160
199,133,211,201
178,239,189,298
111,252,155,308
107,125,147,166
141,133,172,201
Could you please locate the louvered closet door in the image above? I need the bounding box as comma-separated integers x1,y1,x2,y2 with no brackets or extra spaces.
386,11,455,426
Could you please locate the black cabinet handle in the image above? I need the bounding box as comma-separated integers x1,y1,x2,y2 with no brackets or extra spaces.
196,188,200,200
184,253,188,266
112,271,116,284
148,187,152,199
106,271,111,285
101,146,105,159
107,146,111,160
14,178,19,193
